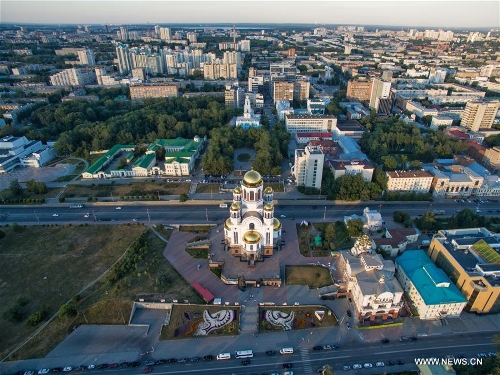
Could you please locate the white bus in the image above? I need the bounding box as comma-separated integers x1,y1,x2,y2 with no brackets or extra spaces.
280,347,294,354
235,350,254,359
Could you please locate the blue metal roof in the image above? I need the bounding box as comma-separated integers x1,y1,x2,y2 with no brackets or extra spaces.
396,250,467,305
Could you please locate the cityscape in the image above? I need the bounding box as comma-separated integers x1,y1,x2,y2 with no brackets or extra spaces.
1,1,500,375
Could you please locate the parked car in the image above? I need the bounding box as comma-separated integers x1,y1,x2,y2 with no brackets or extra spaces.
381,338,390,344
142,367,152,374
283,363,293,369
241,360,251,365
313,345,323,351
62,367,73,372
266,350,276,356
38,370,50,374
203,355,214,361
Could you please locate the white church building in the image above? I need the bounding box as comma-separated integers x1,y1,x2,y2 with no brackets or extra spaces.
235,94,261,129
224,170,282,265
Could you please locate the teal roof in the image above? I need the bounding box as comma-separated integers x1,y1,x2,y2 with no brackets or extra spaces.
84,144,135,174
133,153,156,169
396,250,467,305
147,137,201,152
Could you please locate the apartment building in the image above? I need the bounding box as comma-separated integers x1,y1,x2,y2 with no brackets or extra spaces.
203,62,238,79
285,114,337,134
369,78,391,111
129,84,179,100
396,250,467,320
292,145,324,190
461,101,500,132
427,228,500,314
346,79,372,101
386,170,434,193
49,68,96,86
273,81,294,103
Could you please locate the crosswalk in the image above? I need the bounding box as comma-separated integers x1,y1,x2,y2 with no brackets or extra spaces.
300,348,313,374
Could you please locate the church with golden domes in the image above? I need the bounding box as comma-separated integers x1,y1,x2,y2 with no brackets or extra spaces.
224,170,282,265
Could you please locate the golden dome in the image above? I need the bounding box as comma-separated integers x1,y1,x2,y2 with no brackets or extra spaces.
224,218,232,230
233,186,242,194
242,230,261,244
264,186,273,194
242,170,262,188
230,202,240,211
273,218,282,231
264,203,274,211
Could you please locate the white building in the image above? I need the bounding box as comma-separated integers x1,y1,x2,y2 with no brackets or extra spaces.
0,136,48,173
285,114,337,134
396,250,467,320
363,207,384,231
49,68,96,86
224,170,282,263
430,115,454,130
235,94,261,129
369,78,391,111
77,48,95,65
292,145,324,190
386,170,434,193
327,159,374,182
427,165,483,198
341,247,404,323
405,101,439,119
276,101,294,121
461,101,500,132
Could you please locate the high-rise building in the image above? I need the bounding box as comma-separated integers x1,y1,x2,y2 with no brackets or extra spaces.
273,81,294,103
223,51,241,71
186,32,197,43
292,145,324,190
160,27,171,41
224,83,245,108
119,26,128,41
293,79,310,102
369,78,391,111
346,79,373,102
77,48,95,65
116,43,132,75
461,101,500,132
49,68,97,86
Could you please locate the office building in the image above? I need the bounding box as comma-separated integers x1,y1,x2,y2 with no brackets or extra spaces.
292,145,324,190
285,114,336,134
347,79,373,102
386,170,433,193
461,101,500,132
307,99,326,115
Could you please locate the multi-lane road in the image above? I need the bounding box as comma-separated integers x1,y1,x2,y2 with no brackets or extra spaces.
0,199,495,226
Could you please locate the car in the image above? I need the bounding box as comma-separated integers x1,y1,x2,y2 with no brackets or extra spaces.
144,361,155,366
177,358,188,363
51,369,63,373
283,372,294,375
387,361,395,366
132,218,139,222
52,213,59,217
119,363,129,368
107,365,117,369
142,368,152,374
364,363,373,368
38,370,50,374
266,350,276,356
381,338,390,344
488,352,497,357
399,336,408,342
74,366,86,372
83,213,90,218
189,357,200,362
313,345,323,351
154,360,166,365
24,372,35,375
241,360,251,365
203,355,214,361
62,367,72,372
283,363,293,369
342,365,351,371
87,365,95,370
409,336,418,341
478,353,487,358
96,365,108,369
332,344,340,349
346,310,352,317
116,207,122,210
129,362,140,367
346,322,351,330
280,215,286,218
322,344,333,350
352,364,362,370
396,360,405,365
376,362,385,367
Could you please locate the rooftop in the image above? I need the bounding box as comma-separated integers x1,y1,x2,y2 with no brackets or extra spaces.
396,250,467,305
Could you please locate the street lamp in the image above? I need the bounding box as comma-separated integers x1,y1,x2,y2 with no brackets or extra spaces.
34,210,40,225
147,208,151,222
205,208,208,222
157,191,160,201
92,210,96,222
324,206,326,221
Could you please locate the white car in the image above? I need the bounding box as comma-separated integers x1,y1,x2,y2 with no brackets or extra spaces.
280,214,286,218
343,365,351,371
352,364,362,370
364,363,373,368
52,213,59,217
87,365,95,370
83,213,90,218
116,206,122,210
38,370,50,374
283,372,293,375
376,361,385,367
63,367,73,372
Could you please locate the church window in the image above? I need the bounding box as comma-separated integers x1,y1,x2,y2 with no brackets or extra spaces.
250,191,254,200
249,223,255,230
233,232,238,244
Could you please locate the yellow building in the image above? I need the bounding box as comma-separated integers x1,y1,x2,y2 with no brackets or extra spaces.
427,228,500,314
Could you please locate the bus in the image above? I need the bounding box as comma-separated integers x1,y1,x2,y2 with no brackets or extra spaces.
235,350,253,359
431,209,445,215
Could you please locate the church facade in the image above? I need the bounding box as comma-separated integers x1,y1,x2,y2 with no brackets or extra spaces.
224,170,282,264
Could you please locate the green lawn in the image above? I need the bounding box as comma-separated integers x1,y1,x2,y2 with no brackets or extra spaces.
285,265,333,288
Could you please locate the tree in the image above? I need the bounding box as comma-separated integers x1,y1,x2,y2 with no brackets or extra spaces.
26,179,48,194
27,311,45,326
393,210,411,223
179,193,188,202
155,146,166,161
324,223,337,242
347,218,364,237
59,303,77,318
10,179,22,195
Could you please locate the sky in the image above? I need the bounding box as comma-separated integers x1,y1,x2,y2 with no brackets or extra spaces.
1,0,499,29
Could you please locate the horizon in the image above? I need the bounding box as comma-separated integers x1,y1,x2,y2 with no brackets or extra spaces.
2,1,499,29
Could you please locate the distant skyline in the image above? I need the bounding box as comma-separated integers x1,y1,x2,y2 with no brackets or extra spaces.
1,0,499,29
